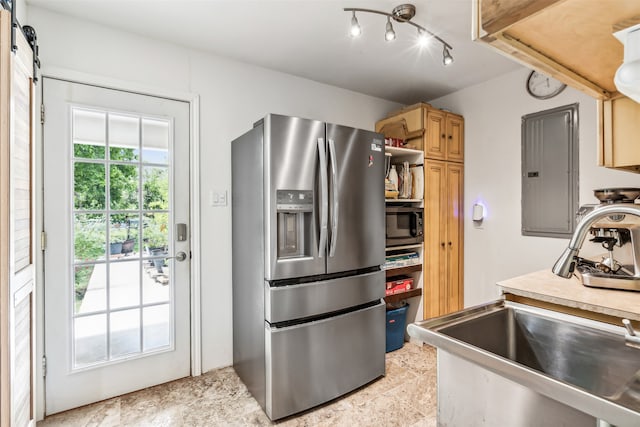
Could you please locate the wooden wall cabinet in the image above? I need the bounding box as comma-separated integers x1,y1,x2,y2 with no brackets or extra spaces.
473,0,640,172
600,96,640,173
376,102,464,163
424,109,464,163
423,160,464,318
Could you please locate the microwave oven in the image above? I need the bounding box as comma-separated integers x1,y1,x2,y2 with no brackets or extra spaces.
386,206,423,247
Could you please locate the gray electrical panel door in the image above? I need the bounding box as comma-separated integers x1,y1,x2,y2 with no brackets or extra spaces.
522,104,578,238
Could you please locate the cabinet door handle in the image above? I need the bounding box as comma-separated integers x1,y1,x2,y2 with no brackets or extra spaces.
448,135,452,139
441,133,446,139
441,242,445,248
448,241,452,246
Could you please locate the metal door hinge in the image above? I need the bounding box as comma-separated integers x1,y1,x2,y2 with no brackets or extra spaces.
42,355,47,377
40,104,45,124
41,231,46,251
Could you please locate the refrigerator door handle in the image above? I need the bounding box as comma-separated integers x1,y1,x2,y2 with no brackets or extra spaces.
328,139,339,257
317,138,328,258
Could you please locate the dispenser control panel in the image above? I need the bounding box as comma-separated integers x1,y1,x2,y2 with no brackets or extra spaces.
276,190,313,211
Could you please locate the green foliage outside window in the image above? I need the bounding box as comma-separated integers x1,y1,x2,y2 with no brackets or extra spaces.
72,144,169,310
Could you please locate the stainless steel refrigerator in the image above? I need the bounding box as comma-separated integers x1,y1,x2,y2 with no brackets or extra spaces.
231,113,386,420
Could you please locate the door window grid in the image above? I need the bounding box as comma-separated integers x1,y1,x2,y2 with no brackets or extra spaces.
71,106,174,369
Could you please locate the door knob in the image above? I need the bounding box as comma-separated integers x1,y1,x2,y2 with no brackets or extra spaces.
175,251,187,262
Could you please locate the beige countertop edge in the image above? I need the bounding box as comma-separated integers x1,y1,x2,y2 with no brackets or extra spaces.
497,269,640,322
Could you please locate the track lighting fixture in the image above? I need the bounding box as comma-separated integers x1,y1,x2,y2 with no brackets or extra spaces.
350,11,361,37
417,28,429,47
385,17,396,41
442,46,454,66
344,4,453,66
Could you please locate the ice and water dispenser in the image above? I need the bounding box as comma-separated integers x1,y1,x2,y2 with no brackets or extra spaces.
276,190,313,259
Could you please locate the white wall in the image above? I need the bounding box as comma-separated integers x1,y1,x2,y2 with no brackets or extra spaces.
27,6,401,373
429,68,640,306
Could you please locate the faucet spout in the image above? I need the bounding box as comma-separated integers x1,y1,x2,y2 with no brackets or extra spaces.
552,204,640,278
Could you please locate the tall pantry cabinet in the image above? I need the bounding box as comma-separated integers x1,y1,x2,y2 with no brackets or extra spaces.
376,103,464,319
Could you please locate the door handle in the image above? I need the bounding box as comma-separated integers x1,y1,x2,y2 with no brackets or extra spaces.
328,139,339,257
175,251,187,262
317,138,328,258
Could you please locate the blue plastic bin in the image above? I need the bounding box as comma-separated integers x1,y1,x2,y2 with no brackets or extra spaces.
385,304,409,353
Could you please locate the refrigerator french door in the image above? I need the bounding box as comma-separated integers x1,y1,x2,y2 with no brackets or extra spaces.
232,114,386,420
266,116,385,279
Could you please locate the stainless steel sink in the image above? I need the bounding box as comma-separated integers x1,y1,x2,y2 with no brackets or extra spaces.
408,300,640,426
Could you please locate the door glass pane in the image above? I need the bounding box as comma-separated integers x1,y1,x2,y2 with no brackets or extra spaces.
74,263,106,314
109,260,141,309
143,304,170,351
143,213,168,252
73,109,106,160
110,164,139,210
74,162,105,210
142,118,169,164
74,314,107,368
110,214,139,258
143,257,170,304
109,114,139,161
110,309,141,358
143,167,169,210
74,213,106,262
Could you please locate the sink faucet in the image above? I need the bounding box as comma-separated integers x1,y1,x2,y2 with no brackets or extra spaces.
552,204,640,278
622,319,640,349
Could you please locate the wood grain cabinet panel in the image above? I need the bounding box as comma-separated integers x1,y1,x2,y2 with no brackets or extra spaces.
424,109,446,161
423,160,464,318
445,114,464,163
601,96,640,173
424,109,464,163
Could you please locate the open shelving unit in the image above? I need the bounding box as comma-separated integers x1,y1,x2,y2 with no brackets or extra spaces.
383,144,425,327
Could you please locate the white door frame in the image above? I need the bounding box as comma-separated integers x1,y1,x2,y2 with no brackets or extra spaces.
34,66,202,421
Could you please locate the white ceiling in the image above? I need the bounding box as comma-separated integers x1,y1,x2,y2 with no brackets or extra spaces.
25,0,523,104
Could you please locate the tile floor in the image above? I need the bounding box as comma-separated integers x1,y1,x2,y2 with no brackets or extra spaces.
37,342,437,427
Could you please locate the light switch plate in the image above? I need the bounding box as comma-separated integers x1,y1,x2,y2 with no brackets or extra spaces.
210,190,228,207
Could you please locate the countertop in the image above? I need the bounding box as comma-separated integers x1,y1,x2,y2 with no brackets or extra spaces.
497,269,640,321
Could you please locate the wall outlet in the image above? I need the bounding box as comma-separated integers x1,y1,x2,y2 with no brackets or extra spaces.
210,190,228,207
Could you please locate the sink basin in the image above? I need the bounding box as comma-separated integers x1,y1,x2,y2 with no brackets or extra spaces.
408,300,640,426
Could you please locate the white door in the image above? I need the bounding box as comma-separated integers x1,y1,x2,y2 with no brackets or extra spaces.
42,78,191,414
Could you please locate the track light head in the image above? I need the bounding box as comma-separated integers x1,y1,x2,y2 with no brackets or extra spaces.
417,28,430,47
385,17,396,41
442,46,454,66
350,12,361,37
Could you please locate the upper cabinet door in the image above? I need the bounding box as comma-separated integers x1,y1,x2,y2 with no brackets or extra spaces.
425,110,464,162
446,114,464,163
424,109,446,161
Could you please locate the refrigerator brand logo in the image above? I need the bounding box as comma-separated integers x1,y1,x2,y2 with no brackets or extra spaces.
370,143,382,152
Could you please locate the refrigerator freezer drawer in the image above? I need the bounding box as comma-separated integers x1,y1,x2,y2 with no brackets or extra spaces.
265,270,384,324
264,302,385,420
